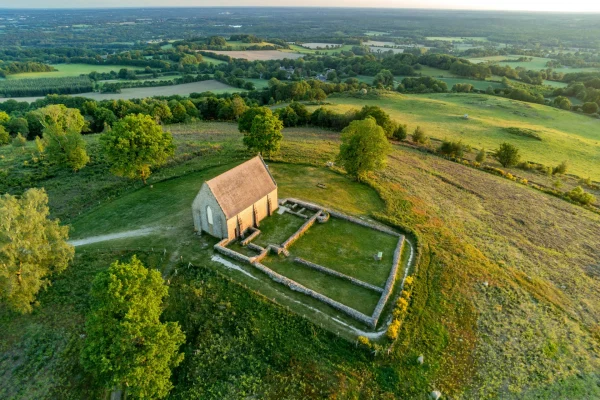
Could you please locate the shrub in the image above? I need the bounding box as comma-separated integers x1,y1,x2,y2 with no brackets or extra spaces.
475,148,486,163
493,142,520,167
357,336,370,347
386,319,401,340
566,186,596,205
552,161,568,175
438,139,467,158
11,132,27,147
411,126,428,144
392,123,408,141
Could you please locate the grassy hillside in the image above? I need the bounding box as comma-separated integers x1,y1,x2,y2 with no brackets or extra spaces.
324,92,600,180
1,121,599,398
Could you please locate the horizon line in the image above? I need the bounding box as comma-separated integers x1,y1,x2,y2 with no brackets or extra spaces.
0,6,599,14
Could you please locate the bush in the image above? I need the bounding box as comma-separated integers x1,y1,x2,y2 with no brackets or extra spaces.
552,161,568,175
11,132,27,147
475,148,486,163
411,126,428,144
392,123,408,141
582,102,599,114
504,127,542,141
494,142,520,167
438,139,467,157
566,186,596,205
386,319,401,340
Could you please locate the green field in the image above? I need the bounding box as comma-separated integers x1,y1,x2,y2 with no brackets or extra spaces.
468,55,600,74
323,92,600,179
4,63,134,80
287,44,354,55
200,54,228,65
245,78,270,89
426,36,489,42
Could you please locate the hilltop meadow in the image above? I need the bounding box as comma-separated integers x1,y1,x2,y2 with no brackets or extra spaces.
1,117,599,398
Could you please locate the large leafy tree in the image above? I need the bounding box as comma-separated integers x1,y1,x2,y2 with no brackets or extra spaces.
100,114,175,183
81,256,185,399
0,188,74,314
238,106,272,133
39,104,90,171
243,114,284,157
337,117,391,180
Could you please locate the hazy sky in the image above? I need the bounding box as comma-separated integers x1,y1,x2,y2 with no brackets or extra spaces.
1,0,599,12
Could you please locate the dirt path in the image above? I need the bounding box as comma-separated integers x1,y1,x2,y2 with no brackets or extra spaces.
69,227,157,247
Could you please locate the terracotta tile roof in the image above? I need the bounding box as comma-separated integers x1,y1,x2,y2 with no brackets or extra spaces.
206,156,277,219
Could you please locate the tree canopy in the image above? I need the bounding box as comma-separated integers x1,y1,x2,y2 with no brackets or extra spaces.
100,113,175,183
81,256,185,398
238,107,273,133
336,117,391,180
243,113,284,157
0,188,74,314
39,104,90,171
494,142,521,167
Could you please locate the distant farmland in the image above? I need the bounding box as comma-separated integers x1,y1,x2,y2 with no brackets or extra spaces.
0,80,242,102
204,50,304,61
4,63,134,80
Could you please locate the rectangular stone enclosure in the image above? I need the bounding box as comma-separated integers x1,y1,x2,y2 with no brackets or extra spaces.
213,198,407,329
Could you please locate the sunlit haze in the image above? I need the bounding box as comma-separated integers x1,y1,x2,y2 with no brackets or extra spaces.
2,0,600,12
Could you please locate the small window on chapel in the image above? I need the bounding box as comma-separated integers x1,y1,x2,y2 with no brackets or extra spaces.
207,206,213,225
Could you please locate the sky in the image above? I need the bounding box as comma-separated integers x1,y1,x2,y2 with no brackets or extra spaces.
0,0,599,12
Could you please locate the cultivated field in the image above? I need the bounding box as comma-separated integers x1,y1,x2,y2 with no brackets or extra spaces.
323,92,600,179
0,80,242,102
3,63,134,80
426,36,489,42
370,46,404,54
204,50,304,61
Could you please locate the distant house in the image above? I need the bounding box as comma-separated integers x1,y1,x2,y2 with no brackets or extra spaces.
192,156,278,239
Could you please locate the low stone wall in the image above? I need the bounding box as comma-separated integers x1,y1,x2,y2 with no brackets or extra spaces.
284,198,400,237
285,209,309,219
247,242,264,253
241,228,261,246
214,243,254,264
252,261,375,327
294,257,383,293
281,209,322,249
371,236,405,325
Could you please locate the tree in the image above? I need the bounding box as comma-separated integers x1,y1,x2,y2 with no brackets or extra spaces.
0,188,74,314
230,95,248,119
238,107,273,133
0,125,9,146
582,102,599,114
6,117,29,136
151,101,173,124
553,96,572,110
0,111,9,125
336,117,391,180
373,69,394,87
171,102,188,123
438,139,467,158
81,256,185,399
494,142,521,167
100,114,175,183
39,105,90,171
274,106,299,127
243,114,283,157
356,106,394,137
411,126,428,144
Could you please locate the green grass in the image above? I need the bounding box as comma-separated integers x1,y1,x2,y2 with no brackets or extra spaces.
287,44,354,55
252,211,306,248
262,253,381,315
324,92,600,179
245,78,270,89
290,218,399,287
4,63,134,80
426,36,489,42
200,55,228,65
